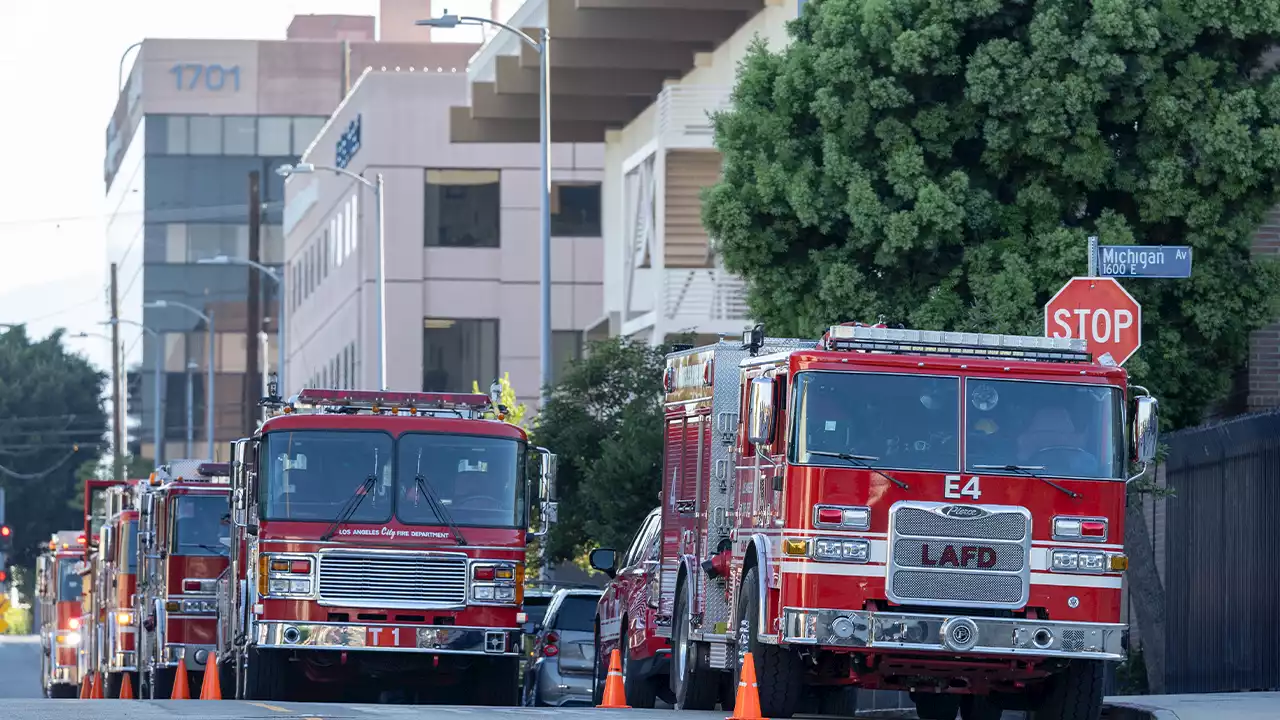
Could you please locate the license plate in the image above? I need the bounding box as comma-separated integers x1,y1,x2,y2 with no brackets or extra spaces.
365,627,416,648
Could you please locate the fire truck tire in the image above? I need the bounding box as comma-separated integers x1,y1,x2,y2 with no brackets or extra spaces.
50,683,77,699
961,694,1004,720
148,667,175,700
671,583,719,710
911,692,961,719
1031,660,1104,720
737,567,804,718
243,648,288,701
471,657,521,706
620,621,657,709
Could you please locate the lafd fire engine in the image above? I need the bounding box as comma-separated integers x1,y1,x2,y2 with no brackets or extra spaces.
134,459,232,698
87,479,143,697
37,530,86,698
215,385,558,704
591,324,1158,720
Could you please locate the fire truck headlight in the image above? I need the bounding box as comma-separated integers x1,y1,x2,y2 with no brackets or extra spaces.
288,579,312,594
68,618,80,630
65,631,82,646
116,611,134,625
494,586,516,602
812,538,869,563
1052,549,1108,574
1051,550,1079,571
473,586,495,601
181,599,219,614
1077,552,1106,572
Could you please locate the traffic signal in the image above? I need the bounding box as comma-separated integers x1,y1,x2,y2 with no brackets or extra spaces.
0,525,10,551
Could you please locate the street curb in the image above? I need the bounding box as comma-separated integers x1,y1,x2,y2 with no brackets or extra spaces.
1104,700,1182,720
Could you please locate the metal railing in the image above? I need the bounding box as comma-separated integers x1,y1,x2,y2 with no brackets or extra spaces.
658,86,733,149
663,268,749,322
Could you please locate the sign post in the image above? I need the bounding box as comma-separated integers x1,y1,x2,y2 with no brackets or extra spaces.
1045,277,1142,365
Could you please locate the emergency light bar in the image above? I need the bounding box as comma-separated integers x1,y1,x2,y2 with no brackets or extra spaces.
824,325,1092,364
290,388,495,418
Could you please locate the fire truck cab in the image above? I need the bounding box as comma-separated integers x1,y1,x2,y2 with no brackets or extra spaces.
37,530,86,698
135,459,232,698
216,386,558,704
590,325,1159,720
94,481,146,697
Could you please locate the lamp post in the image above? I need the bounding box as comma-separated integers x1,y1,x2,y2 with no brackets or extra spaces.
416,12,553,405
144,301,215,460
197,256,285,394
95,320,164,464
118,41,143,93
277,163,385,390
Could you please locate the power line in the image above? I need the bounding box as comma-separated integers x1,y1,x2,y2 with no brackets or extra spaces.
0,200,287,230
0,447,82,481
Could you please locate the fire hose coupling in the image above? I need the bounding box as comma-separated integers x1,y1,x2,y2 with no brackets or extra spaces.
701,549,733,579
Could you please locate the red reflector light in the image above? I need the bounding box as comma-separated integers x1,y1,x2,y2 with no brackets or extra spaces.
183,580,201,592
1081,521,1106,537
543,644,559,657
817,508,843,525
290,560,312,573
474,567,495,581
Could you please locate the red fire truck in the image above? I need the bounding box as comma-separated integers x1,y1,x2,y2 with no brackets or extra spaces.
89,480,143,697
590,324,1158,720
37,530,86,698
135,459,232,698
215,385,558,703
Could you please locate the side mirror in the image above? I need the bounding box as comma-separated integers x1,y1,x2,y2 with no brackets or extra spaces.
747,377,776,445
1132,395,1159,464
589,547,618,579
536,448,558,502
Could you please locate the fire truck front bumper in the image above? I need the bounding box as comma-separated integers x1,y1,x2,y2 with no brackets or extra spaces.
256,621,523,657
781,607,1125,661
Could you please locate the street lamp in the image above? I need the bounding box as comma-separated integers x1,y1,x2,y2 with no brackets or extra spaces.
197,255,285,394
277,162,386,390
118,41,142,93
417,12,553,405
144,300,215,460
97,320,164,465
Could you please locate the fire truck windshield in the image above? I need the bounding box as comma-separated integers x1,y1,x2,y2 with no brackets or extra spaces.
173,495,231,556
262,430,394,522
56,559,81,600
791,371,960,472
965,379,1125,480
398,434,526,528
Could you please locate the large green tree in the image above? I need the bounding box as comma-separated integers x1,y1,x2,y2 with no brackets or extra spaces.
530,337,669,563
703,0,1280,429
0,326,109,566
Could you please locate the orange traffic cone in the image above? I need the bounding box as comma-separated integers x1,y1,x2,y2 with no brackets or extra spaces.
90,672,105,699
596,648,631,708
170,659,191,699
727,652,768,720
78,674,90,699
119,672,134,699
199,655,222,700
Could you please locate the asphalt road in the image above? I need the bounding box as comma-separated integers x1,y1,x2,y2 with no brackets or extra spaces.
0,635,43,699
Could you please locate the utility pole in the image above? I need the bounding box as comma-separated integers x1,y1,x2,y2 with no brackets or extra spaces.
109,263,123,481
245,170,262,435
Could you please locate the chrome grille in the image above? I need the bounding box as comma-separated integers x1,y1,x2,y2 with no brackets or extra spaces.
317,551,467,609
887,502,1031,609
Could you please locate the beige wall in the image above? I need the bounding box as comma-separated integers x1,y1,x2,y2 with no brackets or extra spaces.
284,70,604,410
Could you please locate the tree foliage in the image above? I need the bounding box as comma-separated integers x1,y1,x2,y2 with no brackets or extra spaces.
702,0,1280,429
472,372,529,428
530,337,669,562
0,327,109,566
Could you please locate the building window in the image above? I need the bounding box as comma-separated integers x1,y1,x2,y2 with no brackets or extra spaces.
424,169,501,248
188,116,223,155
551,183,602,237
164,223,189,263
223,116,257,155
323,225,332,280
166,116,188,154
187,224,247,262
347,195,359,260
258,117,292,156
422,318,499,392
293,117,327,155
552,330,583,385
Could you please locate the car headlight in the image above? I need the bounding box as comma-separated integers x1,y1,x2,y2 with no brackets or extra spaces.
812,538,869,563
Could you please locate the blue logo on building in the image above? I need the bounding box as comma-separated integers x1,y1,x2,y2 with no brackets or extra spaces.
335,114,362,169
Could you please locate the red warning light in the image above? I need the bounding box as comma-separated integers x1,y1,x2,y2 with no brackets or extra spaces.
0,526,9,537
0,570,7,582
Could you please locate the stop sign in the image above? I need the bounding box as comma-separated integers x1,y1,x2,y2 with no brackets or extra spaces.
1044,277,1142,365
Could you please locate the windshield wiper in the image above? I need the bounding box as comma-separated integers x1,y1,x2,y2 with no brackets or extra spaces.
415,474,468,546
319,475,377,541
974,464,1080,499
807,450,910,491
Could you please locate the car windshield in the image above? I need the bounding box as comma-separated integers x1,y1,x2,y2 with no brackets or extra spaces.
552,595,599,633
524,596,553,627
262,431,394,522
397,433,526,528
57,559,81,600
790,371,960,472
173,495,231,556
965,379,1125,479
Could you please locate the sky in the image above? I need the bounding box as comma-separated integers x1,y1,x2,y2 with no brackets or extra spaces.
0,0,511,375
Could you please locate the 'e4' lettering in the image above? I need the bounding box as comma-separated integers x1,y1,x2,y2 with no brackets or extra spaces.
944,475,982,500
